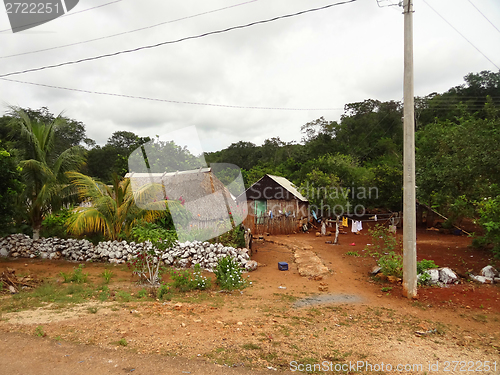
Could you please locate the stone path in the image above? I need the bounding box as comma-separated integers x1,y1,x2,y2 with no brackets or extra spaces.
266,237,330,278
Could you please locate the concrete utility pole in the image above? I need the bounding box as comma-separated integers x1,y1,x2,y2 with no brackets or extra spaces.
402,0,417,299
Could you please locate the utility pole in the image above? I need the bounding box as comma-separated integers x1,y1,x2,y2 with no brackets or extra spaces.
402,0,417,299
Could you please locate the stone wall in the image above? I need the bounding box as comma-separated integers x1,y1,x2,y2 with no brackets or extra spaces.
0,234,250,271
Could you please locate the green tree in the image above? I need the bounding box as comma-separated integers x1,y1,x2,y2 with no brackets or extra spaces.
86,131,150,183
0,142,23,235
9,107,85,239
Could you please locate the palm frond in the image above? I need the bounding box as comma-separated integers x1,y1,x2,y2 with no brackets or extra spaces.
66,206,111,237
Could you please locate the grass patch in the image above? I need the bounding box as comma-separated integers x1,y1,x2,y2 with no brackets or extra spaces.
101,269,114,284
242,343,261,350
59,264,88,284
345,251,360,257
34,325,46,337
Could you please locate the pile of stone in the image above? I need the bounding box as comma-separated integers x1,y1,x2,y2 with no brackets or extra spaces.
0,234,252,271
469,266,500,284
418,267,459,285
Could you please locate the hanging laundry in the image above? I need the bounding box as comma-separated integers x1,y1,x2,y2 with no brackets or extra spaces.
374,215,377,221
351,219,358,233
269,210,273,219
342,217,348,227
357,220,363,232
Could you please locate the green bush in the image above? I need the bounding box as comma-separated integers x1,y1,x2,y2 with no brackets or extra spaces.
364,224,399,257
209,224,246,249
378,252,403,278
41,207,74,239
476,196,500,258
416,259,439,275
169,264,211,292
214,256,246,290
157,283,171,300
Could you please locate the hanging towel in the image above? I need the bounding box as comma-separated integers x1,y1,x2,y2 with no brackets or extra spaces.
374,215,377,221
351,219,358,233
357,220,363,232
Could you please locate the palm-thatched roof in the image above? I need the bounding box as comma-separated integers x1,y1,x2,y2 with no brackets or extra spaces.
126,168,238,222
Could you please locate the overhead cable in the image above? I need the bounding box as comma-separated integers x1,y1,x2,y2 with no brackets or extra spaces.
0,0,357,78
0,0,259,59
0,77,345,111
422,0,500,70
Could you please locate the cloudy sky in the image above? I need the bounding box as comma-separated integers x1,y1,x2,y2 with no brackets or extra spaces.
0,0,499,153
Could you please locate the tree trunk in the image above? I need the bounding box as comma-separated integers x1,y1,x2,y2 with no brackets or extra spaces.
33,227,40,240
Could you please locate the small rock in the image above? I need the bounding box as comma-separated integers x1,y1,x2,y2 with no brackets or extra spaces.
370,266,381,275
470,275,487,284
481,265,499,278
439,267,458,284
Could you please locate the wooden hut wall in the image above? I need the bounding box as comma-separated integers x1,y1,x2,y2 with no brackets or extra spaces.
241,199,309,235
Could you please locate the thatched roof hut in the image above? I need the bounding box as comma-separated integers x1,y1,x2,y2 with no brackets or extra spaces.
125,168,242,238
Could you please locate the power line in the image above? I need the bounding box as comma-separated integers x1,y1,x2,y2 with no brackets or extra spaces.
0,0,259,59
0,0,123,34
422,0,500,70
467,0,500,36
0,0,357,78
0,77,345,111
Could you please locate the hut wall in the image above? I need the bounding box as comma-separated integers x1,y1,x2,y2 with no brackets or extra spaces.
241,199,309,235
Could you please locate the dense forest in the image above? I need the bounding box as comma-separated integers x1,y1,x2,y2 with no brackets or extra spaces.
1,70,499,255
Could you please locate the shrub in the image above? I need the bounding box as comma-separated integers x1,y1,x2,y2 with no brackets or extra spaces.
214,256,246,290
416,259,439,275
209,224,246,249
41,207,74,239
476,196,500,258
128,221,177,285
364,224,399,257
157,283,171,300
169,264,211,292
378,252,403,278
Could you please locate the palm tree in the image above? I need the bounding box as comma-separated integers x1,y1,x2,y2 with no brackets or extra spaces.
66,172,168,240
9,108,85,239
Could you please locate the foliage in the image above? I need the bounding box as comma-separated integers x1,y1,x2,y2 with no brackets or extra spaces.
476,196,500,258
59,264,89,283
35,325,46,337
213,256,246,290
209,224,245,249
157,283,171,300
8,107,86,239
364,224,399,257
128,221,177,285
417,272,432,286
101,269,114,284
0,143,23,235
41,206,74,239
416,259,439,275
85,131,150,184
378,252,403,278
169,264,211,292
66,173,171,241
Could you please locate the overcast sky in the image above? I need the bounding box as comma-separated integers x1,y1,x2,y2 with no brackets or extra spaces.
0,0,499,152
